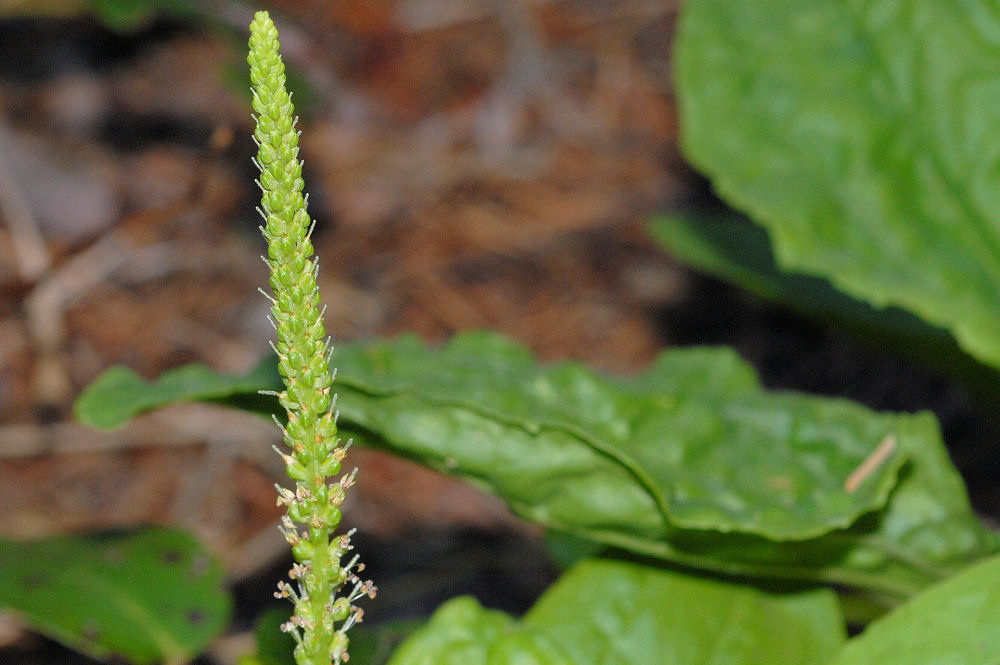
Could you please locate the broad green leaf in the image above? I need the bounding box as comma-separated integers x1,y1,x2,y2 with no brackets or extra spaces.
87,0,202,31
0,527,230,665
524,558,845,665
647,212,1000,404
77,333,899,540
829,553,1000,664
347,619,424,665
238,608,295,665
544,531,604,570
2,0,204,31
333,333,908,541
74,332,999,601
647,211,955,344
74,359,280,429
675,0,1000,369
386,596,572,665
389,558,845,665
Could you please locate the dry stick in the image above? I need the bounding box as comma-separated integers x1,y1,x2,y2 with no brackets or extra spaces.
844,434,898,493
24,232,179,405
0,125,49,281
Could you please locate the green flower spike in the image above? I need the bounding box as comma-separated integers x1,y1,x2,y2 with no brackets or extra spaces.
249,11,375,665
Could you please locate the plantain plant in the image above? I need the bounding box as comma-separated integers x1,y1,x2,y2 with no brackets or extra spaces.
63,2,1000,664
248,10,374,664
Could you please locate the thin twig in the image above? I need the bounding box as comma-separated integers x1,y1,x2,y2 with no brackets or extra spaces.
0,125,49,281
844,434,897,493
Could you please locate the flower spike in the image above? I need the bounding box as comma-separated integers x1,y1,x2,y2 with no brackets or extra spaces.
249,10,373,665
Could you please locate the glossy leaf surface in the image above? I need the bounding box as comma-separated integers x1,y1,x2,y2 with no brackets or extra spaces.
676,0,1000,368
74,359,279,429
333,333,905,541
524,558,845,665
647,212,952,343
75,332,999,599
389,558,845,665
386,596,572,665
829,553,1000,664
647,212,1000,404
0,527,230,665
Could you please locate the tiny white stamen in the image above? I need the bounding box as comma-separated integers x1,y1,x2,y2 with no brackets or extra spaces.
258,287,277,304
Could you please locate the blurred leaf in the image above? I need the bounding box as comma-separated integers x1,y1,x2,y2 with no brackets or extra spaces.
829,553,1000,664
348,619,424,665
647,212,1000,403
648,211,952,341
0,0,89,18
676,0,1000,369
389,558,844,665
88,0,159,29
87,0,202,31
0,0,200,29
0,527,230,665
74,359,279,429
544,531,603,571
386,597,571,665
75,332,999,602
524,558,845,665
238,607,295,665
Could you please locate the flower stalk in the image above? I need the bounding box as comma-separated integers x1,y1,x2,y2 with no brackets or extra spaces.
248,11,374,664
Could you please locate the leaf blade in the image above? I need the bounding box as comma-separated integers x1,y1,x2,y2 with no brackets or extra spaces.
0,527,231,665
647,211,1000,404
524,559,846,665
388,558,846,665
675,0,1000,368
829,553,1000,665
73,332,1000,601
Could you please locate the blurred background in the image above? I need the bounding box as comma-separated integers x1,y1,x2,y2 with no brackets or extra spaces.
1,1,997,663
